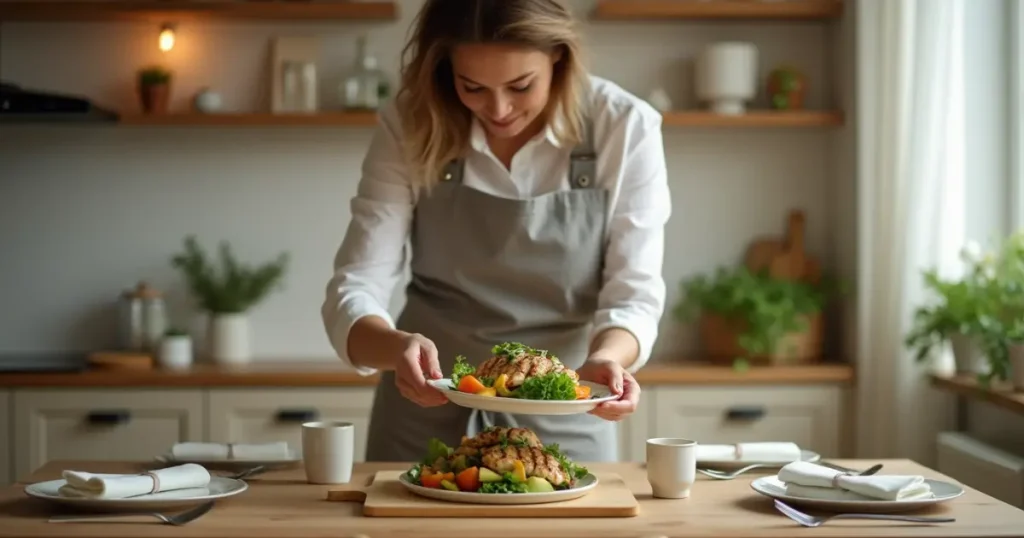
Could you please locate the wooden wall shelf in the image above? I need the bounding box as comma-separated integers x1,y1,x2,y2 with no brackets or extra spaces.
592,0,844,21
0,1,399,23
111,110,842,128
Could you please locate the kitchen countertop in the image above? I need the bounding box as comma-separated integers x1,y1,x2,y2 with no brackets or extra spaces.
0,359,855,388
1,459,1022,538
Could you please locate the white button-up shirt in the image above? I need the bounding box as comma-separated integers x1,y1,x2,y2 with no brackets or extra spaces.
322,75,670,375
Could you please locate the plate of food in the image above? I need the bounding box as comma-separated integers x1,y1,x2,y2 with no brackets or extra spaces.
399,426,598,505
428,342,618,415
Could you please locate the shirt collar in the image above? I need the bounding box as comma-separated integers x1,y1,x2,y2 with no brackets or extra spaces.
468,112,565,154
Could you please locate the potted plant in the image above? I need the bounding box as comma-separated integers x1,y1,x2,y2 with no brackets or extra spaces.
170,235,289,364
904,267,989,376
766,65,807,110
138,65,172,114
159,327,193,370
673,266,840,367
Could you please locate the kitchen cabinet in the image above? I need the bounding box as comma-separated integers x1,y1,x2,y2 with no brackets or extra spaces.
208,388,375,463
11,389,204,481
937,431,1024,508
4,384,849,478
650,385,844,457
0,390,10,486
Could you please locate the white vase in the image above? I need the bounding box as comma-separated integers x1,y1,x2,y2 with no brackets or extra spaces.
209,313,251,364
695,41,758,115
948,332,987,374
159,335,193,370
1009,343,1024,390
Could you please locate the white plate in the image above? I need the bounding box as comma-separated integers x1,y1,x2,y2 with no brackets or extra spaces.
24,476,248,511
429,378,617,415
698,449,821,469
155,449,301,470
750,475,964,513
398,472,599,505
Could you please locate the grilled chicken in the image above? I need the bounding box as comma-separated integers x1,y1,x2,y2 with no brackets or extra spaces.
481,444,569,487
475,346,579,389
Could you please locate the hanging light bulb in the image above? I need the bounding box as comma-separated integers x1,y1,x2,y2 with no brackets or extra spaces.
159,24,175,52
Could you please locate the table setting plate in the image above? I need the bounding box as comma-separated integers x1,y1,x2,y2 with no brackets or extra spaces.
398,471,599,505
699,449,821,469
24,476,248,511
428,378,617,415
750,475,965,513
155,449,301,470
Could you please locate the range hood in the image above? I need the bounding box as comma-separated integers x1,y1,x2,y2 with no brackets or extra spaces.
1,81,119,123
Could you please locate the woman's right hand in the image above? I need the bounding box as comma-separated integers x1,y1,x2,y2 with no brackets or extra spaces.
393,332,449,407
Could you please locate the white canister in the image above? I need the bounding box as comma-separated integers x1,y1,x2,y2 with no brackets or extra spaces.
695,42,759,115
209,313,251,364
159,333,193,370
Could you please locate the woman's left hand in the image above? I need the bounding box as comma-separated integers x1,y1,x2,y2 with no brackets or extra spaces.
576,356,640,421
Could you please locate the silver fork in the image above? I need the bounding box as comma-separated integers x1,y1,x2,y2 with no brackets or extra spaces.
774,499,955,527
701,462,884,481
48,500,214,525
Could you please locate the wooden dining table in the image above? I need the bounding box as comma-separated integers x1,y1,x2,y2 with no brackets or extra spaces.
0,459,1023,538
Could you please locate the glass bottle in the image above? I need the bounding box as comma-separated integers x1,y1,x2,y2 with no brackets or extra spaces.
341,35,389,111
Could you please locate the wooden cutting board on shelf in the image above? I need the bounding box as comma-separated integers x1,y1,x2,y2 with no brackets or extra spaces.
325,470,639,518
744,209,821,284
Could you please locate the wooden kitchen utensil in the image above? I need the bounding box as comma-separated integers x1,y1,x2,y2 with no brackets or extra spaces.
769,210,807,281
326,470,639,518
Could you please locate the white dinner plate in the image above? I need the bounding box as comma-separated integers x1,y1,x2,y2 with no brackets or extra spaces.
750,475,964,513
428,378,617,415
155,449,301,470
699,449,821,469
398,472,599,505
24,476,248,511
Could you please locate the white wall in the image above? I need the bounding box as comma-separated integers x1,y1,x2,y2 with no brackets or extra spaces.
0,0,849,363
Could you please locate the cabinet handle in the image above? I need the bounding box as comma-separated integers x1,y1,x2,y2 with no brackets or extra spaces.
275,409,319,423
86,410,131,425
724,406,766,421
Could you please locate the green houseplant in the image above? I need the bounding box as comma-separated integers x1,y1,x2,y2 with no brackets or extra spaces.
171,235,288,364
138,65,172,114
674,266,839,367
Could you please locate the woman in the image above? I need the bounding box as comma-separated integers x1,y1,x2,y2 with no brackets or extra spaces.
322,0,670,463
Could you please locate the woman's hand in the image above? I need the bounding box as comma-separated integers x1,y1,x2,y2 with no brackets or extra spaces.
575,356,640,421
392,331,449,407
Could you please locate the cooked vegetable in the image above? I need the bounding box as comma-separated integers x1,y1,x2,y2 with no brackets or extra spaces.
447,341,594,401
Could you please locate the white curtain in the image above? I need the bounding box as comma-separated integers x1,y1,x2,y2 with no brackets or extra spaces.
855,0,965,463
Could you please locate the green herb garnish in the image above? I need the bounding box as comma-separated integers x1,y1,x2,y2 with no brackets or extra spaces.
515,371,577,400
543,443,589,480
450,355,475,387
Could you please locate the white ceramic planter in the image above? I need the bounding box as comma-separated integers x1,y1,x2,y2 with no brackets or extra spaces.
948,332,988,374
695,42,758,115
159,335,193,370
1008,343,1024,390
209,313,251,364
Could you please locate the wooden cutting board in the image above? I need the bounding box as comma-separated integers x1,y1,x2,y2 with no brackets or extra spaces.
325,470,640,518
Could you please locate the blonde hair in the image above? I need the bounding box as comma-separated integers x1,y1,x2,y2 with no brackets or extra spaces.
396,0,590,192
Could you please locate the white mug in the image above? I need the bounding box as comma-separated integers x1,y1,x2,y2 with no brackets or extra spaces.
646,437,696,499
301,421,354,484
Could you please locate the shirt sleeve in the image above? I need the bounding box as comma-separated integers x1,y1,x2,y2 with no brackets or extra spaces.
321,104,413,376
590,105,671,374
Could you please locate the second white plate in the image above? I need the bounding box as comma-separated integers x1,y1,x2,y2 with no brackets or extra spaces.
398,472,599,505
429,378,617,415
24,476,248,511
750,475,964,513
155,449,301,470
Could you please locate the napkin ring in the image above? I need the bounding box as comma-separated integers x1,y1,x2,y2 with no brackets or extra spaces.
144,471,162,494
733,444,743,459
830,471,852,488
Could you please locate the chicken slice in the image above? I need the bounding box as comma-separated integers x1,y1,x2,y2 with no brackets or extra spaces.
480,445,569,487
475,351,579,389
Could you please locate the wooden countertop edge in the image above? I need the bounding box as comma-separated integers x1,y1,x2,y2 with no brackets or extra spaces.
0,361,854,388
930,373,1024,416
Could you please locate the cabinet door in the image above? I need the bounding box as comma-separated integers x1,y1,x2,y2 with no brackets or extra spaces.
208,388,375,463
1,390,10,486
651,386,842,457
12,389,205,480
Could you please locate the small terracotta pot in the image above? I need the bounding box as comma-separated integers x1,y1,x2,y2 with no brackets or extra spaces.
767,68,807,110
139,83,170,114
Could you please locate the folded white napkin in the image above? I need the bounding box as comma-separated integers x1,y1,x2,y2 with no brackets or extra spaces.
58,463,211,499
696,442,802,462
777,461,934,501
170,441,291,461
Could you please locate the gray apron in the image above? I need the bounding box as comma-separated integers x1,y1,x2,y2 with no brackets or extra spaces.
364,114,619,463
